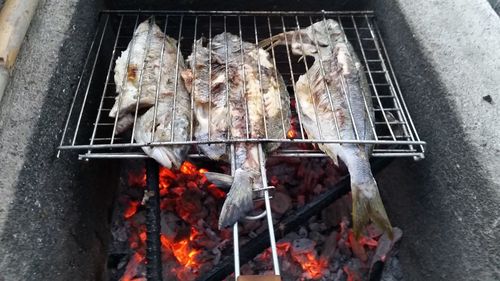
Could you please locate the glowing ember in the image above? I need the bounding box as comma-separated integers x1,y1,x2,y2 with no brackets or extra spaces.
343,265,361,281
124,201,140,219
296,253,328,279
180,161,198,176
160,227,201,269
121,252,145,281
128,170,146,187
287,128,298,139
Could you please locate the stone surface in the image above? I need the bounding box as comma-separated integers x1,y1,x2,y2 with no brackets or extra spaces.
0,0,114,280
488,0,500,15
374,0,500,280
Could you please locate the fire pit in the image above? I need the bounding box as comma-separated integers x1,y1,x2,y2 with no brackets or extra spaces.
57,10,425,281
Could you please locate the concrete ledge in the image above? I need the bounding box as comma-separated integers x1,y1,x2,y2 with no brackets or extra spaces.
374,0,500,280
0,0,114,280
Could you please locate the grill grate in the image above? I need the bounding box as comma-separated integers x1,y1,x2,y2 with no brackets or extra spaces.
58,10,425,160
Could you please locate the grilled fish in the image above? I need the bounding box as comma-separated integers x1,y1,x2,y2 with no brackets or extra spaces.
260,19,393,238
111,19,191,168
110,19,182,133
182,33,291,228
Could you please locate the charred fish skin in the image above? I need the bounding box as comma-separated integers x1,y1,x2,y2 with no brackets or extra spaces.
112,19,191,169
182,33,291,228
261,19,393,238
110,19,181,133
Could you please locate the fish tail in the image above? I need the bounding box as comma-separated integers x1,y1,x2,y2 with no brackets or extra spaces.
351,177,393,239
218,168,254,229
146,147,173,169
258,31,293,49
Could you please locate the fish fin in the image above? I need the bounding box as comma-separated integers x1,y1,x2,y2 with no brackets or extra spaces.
146,147,173,169
180,69,194,93
352,181,394,240
258,31,294,49
115,113,135,134
319,143,339,166
218,168,254,229
204,172,234,190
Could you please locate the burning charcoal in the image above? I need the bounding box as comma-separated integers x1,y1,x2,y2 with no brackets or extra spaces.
309,231,325,245
343,263,362,281
120,253,146,281
338,237,352,257
380,256,404,281
291,238,316,255
112,223,129,243
348,231,368,262
313,183,323,195
320,231,338,262
370,227,403,269
270,191,292,216
297,194,306,207
366,223,384,239
160,212,181,239
298,226,308,238
241,219,262,234
240,263,256,275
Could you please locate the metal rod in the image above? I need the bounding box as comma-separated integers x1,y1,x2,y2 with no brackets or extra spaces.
280,16,305,138
294,15,324,140
306,15,342,138
372,17,425,156
130,17,155,143
189,16,198,141
170,15,184,142
110,15,140,144
238,16,251,139
266,16,288,139
58,11,426,160
89,16,124,148
151,16,170,141
100,10,376,16
71,14,110,146
145,158,163,281
349,15,396,140
57,17,102,157
253,16,269,139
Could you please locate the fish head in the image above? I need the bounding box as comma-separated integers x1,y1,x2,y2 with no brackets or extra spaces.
291,19,344,57
290,30,318,56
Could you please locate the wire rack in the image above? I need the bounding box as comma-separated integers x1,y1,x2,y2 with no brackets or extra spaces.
57,10,425,161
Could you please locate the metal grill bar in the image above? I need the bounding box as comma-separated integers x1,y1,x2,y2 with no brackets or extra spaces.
58,11,426,161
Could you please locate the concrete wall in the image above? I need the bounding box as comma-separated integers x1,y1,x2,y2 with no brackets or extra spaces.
374,0,500,280
0,0,116,280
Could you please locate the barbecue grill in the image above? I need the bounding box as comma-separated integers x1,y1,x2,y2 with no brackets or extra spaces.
57,10,426,281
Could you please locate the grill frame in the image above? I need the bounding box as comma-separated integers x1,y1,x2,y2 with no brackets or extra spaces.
57,10,426,160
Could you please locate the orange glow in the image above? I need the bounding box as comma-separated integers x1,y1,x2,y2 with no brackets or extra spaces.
287,128,298,139
160,227,201,270
343,265,361,281
139,231,147,243
262,241,327,279
121,252,145,281
207,184,226,199
180,161,198,176
124,201,140,219
359,235,378,248
128,170,146,187
299,253,328,279
199,168,208,174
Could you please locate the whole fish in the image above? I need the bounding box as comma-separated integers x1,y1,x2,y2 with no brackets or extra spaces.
111,19,191,168
260,19,393,238
182,32,291,228
110,19,183,134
